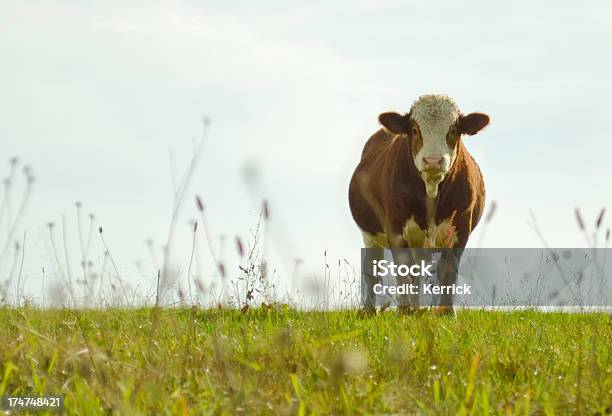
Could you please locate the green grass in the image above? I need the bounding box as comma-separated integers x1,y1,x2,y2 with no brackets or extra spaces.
0,307,610,415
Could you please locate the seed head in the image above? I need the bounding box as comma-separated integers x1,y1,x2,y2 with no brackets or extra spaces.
262,200,269,220
196,196,204,212
595,208,605,229
575,208,585,231
485,201,497,224
236,236,244,257
218,262,226,278
98,226,103,234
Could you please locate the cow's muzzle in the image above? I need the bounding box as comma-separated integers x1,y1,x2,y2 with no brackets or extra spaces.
422,156,444,170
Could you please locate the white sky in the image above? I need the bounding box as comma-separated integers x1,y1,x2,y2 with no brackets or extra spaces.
1,1,611,304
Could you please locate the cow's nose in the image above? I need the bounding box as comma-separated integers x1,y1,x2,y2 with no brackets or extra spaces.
423,156,443,166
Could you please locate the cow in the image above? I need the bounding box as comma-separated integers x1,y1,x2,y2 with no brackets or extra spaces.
348,94,490,315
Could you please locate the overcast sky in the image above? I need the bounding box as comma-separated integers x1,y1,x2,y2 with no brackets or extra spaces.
1,1,611,304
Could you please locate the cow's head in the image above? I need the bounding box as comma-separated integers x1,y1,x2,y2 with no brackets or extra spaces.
378,94,489,198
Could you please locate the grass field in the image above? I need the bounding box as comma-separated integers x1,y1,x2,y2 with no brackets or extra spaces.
0,307,610,415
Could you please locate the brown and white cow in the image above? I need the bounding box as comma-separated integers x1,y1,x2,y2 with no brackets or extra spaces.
348,94,490,314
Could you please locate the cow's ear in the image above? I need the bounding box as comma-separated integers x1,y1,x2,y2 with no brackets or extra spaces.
379,112,411,134
460,112,490,135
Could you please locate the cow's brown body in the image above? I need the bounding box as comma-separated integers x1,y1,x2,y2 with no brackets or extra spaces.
348,128,485,249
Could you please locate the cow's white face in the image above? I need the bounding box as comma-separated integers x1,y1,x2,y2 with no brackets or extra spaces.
378,94,490,199
409,96,460,198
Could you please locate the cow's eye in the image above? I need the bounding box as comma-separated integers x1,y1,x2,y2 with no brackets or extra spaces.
450,126,457,136
411,126,419,136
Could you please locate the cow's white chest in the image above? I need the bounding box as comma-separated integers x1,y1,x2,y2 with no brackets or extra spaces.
402,217,457,248
425,197,437,228
361,197,458,248
403,197,458,248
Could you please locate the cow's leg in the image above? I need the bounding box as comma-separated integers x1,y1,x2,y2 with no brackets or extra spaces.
436,249,462,315
361,232,385,314
390,248,420,314
435,214,471,316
